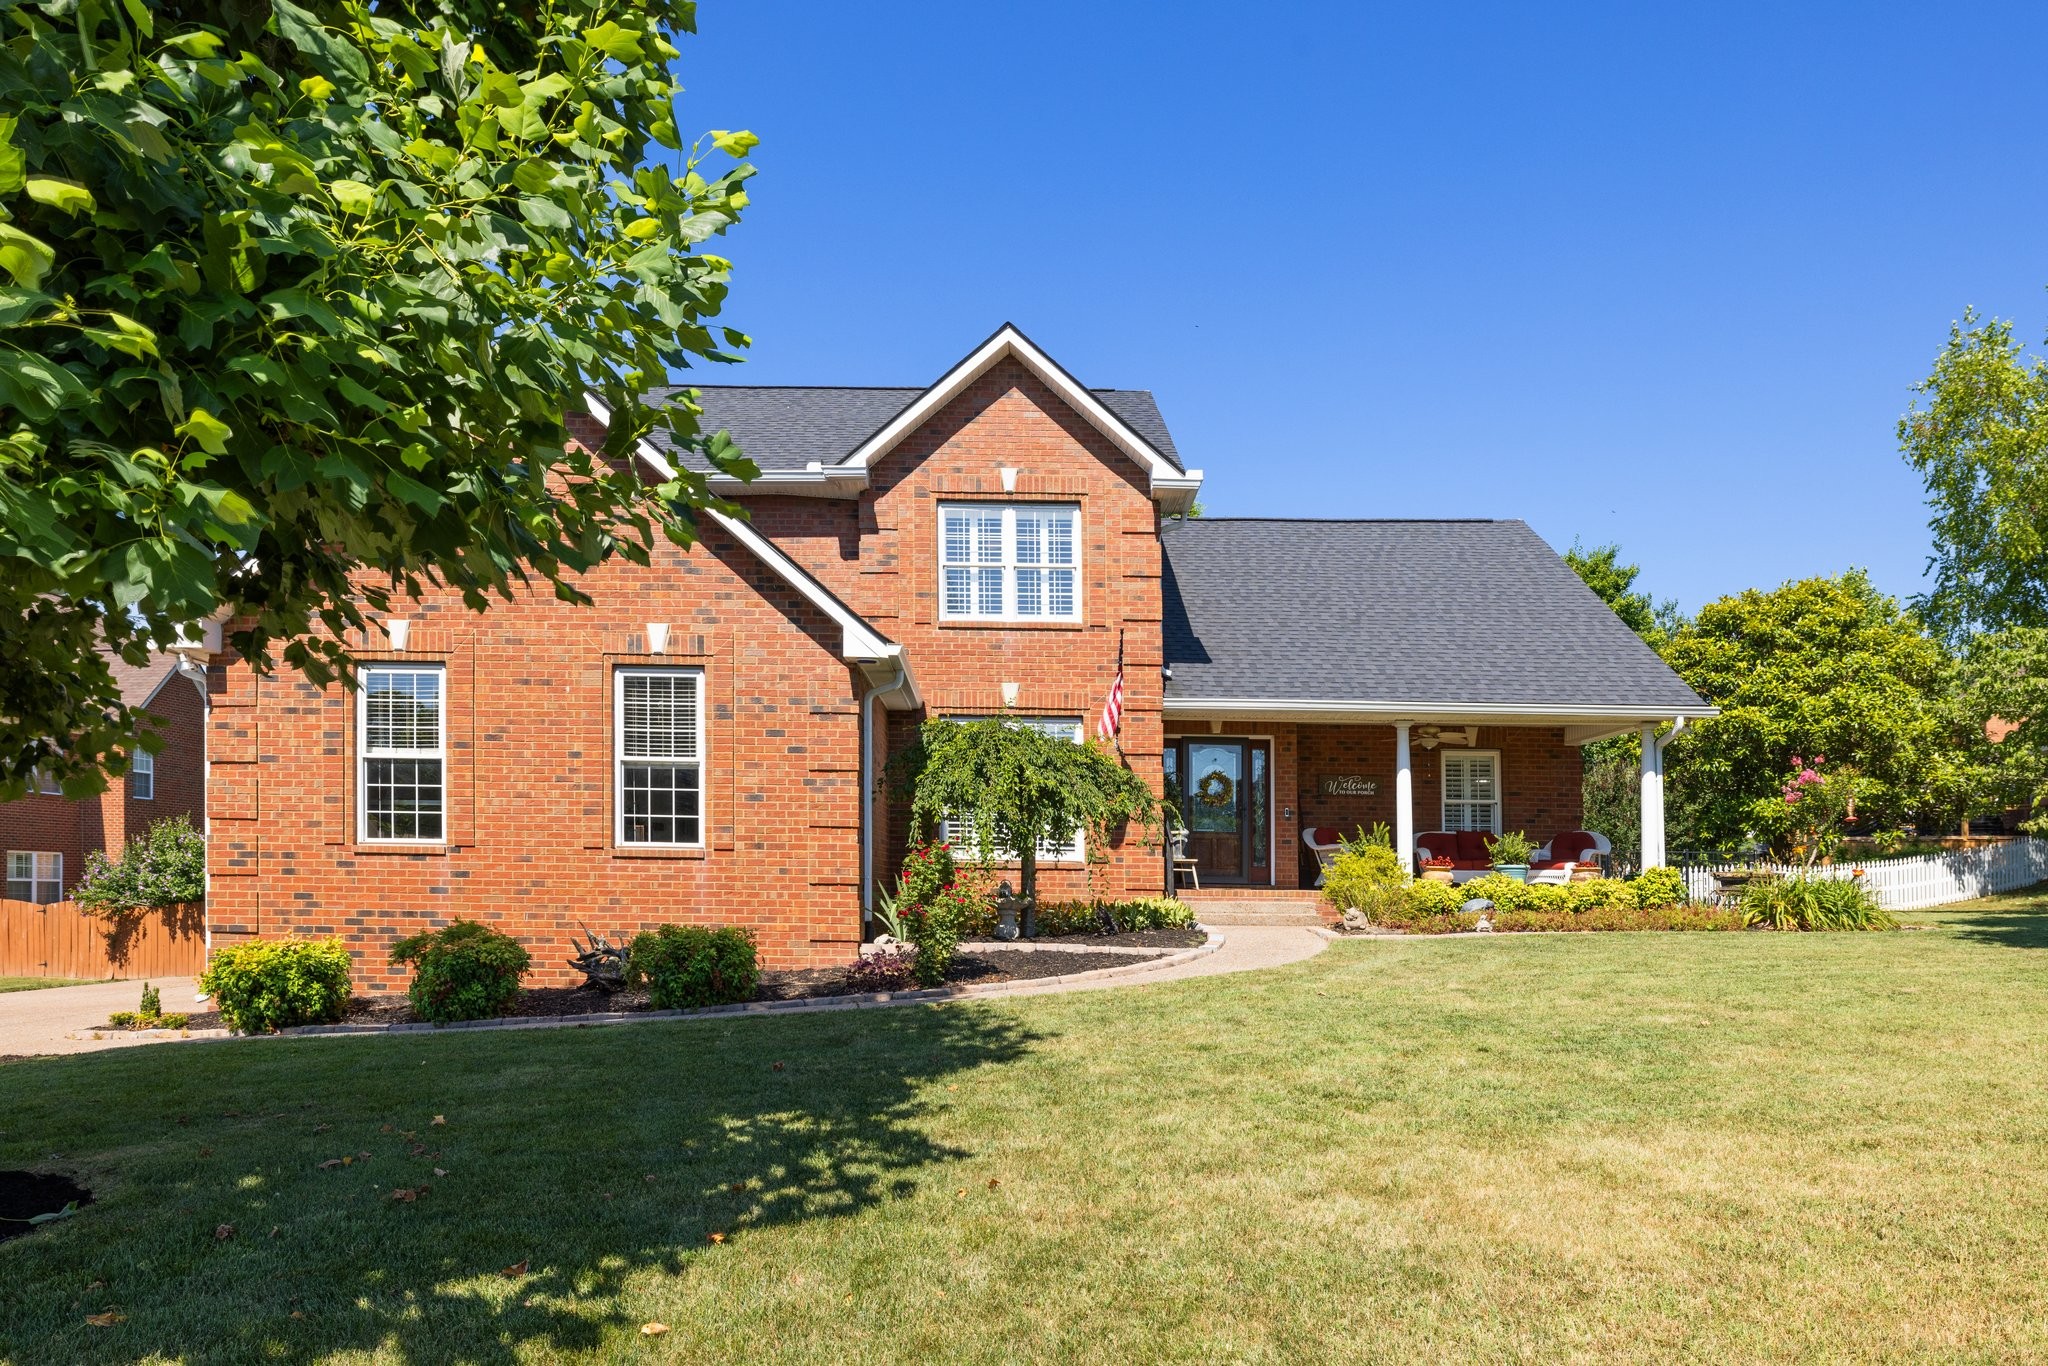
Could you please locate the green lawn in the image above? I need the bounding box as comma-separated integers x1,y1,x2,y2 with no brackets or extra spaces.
0,977,91,994
4,896,2048,1363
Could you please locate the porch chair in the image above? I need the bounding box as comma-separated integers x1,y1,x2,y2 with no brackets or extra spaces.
1528,830,1612,886
1169,827,1200,890
1303,827,1344,888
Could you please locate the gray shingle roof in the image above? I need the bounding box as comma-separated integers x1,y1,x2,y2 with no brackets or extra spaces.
641,385,1183,474
1160,519,1708,712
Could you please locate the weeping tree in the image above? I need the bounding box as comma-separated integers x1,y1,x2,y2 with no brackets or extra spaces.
896,716,1160,937
0,0,756,796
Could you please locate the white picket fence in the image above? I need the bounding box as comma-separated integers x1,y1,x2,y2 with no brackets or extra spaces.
1681,838,2048,912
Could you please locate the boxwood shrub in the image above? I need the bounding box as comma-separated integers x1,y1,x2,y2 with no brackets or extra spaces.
198,937,353,1034
957,896,1196,938
389,920,532,1024
629,925,759,1009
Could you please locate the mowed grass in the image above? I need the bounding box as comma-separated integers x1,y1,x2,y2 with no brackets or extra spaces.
5,898,2048,1363
0,977,91,993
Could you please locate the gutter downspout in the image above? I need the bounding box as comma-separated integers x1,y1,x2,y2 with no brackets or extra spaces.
175,654,212,999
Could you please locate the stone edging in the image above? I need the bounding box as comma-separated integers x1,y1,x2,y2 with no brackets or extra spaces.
220,930,1231,1040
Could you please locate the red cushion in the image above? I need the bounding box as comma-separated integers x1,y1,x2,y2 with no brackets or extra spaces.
1549,830,1598,862
1455,830,1489,861
1417,833,1453,858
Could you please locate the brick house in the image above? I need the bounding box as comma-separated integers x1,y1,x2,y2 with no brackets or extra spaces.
203,326,1710,987
1,650,207,904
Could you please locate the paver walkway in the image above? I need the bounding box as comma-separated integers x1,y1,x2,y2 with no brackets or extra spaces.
0,926,1334,1057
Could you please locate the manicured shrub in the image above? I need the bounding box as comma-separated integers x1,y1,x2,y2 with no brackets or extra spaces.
844,949,917,993
389,920,532,1023
1631,865,1689,907
199,937,353,1034
1458,873,1547,912
1320,843,1407,921
1739,876,1896,931
1490,905,1745,933
1397,878,1469,921
1563,878,1640,912
628,925,760,1009
1017,897,1198,937
73,814,205,913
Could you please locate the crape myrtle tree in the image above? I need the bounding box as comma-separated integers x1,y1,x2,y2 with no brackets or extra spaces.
0,0,757,798
897,715,1160,937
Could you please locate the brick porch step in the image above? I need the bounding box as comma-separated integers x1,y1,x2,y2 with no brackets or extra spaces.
1179,892,1329,927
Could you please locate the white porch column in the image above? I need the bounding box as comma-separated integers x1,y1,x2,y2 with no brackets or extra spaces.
1639,722,1665,870
1394,721,1415,873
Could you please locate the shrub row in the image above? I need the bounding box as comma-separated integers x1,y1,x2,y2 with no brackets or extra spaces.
200,919,762,1033
1393,904,1747,935
956,895,1196,939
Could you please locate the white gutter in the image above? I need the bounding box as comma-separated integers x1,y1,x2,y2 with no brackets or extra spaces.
1654,715,1689,754
1163,697,1719,721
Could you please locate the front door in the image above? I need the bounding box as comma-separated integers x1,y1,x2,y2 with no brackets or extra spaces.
1168,739,1272,885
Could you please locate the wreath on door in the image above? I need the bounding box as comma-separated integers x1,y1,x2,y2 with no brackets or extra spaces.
1195,770,1235,809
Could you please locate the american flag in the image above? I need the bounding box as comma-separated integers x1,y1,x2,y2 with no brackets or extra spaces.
1097,661,1125,743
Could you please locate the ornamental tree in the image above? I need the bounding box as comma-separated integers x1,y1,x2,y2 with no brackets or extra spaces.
0,0,756,798
896,716,1160,935
1899,309,2048,642
1660,571,1965,853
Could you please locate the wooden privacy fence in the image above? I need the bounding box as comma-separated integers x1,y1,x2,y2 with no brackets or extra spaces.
1681,838,2048,912
0,899,207,980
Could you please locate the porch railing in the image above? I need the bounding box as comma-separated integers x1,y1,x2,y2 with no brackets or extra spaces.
1680,838,2048,912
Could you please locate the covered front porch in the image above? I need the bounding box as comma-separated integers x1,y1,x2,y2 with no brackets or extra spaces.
1162,709,1692,890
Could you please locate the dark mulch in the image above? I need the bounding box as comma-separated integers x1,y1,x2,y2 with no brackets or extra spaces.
0,1171,92,1243
1028,927,1207,949
182,943,1176,1033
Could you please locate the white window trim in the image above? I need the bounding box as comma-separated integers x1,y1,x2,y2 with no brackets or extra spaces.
940,716,1087,863
1440,749,1503,835
614,666,707,849
357,664,448,845
7,851,62,904
937,501,1083,624
131,749,154,801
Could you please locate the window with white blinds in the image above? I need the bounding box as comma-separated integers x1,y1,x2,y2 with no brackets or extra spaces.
940,717,1086,861
1441,751,1501,833
359,666,445,842
131,748,154,801
938,503,1080,622
6,851,62,904
616,668,704,846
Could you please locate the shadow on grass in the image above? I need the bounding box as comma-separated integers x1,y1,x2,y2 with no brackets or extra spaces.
0,1004,1038,1364
1944,909,2048,949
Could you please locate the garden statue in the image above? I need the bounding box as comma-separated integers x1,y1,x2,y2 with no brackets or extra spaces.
1462,897,1495,933
566,924,631,992
994,881,1030,941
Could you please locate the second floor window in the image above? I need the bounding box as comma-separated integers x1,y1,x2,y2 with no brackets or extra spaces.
131,749,154,801
360,665,444,842
939,503,1080,622
617,668,704,847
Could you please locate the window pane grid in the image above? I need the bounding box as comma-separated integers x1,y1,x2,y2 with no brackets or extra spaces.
937,504,1080,622
617,669,704,846
1441,755,1501,834
360,666,445,842
7,851,62,904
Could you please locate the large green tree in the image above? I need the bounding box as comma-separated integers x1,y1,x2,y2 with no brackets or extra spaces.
1899,310,2048,642
1660,572,1963,854
0,0,755,797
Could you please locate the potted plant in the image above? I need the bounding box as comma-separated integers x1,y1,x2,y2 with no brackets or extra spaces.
1485,830,1535,882
1420,855,1456,884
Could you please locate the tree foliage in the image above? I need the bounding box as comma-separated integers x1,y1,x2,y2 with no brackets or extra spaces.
71,811,205,912
895,716,1160,920
1899,310,2048,642
1660,572,1963,854
0,0,755,797
1565,539,1680,869
1564,539,1683,646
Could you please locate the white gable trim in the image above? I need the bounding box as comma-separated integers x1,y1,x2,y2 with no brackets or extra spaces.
583,394,920,707
836,324,1203,506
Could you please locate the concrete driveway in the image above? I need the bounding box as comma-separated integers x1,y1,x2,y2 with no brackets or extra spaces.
0,977,213,1058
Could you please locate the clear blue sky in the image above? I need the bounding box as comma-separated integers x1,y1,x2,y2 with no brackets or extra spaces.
678,2,2048,613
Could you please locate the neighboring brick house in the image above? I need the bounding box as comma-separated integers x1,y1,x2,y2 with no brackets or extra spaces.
1,651,207,903
203,325,1711,987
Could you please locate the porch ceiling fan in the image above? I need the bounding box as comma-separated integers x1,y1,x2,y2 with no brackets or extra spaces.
1414,724,1475,750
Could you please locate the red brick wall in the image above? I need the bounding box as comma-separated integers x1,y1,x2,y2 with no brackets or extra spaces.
754,360,1170,902
0,669,206,896
208,517,873,990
